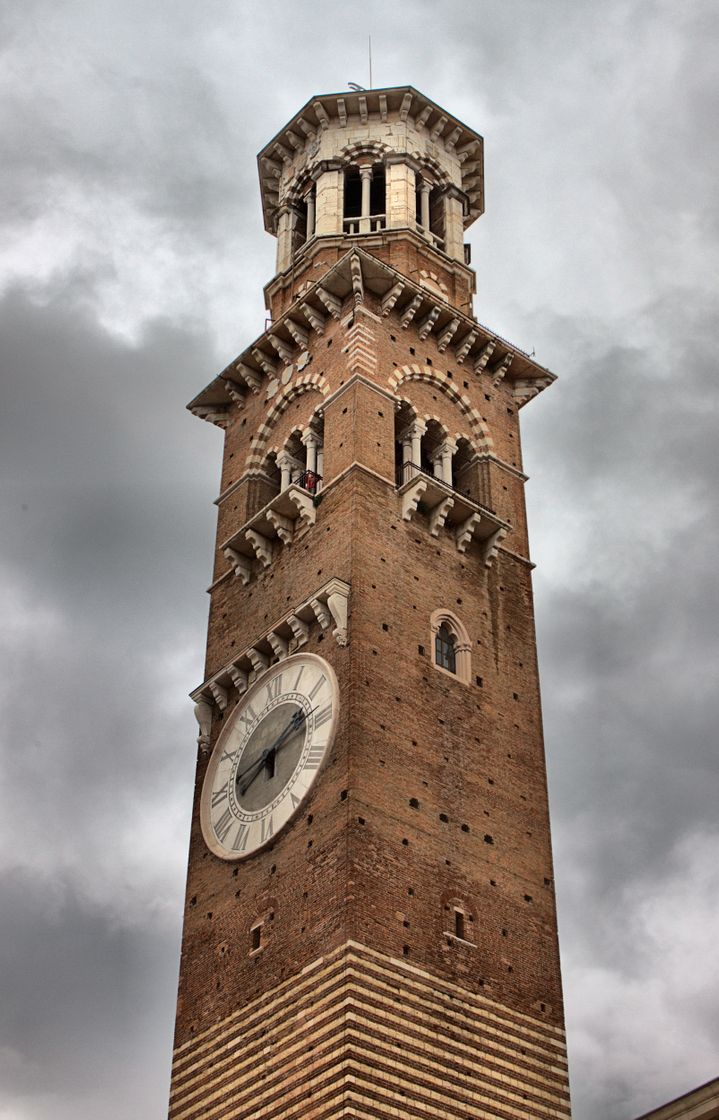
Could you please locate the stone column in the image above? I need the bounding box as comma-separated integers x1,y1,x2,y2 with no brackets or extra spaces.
409,420,426,477
305,188,315,240
316,445,324,489
359,166,372,234
419,179,431,236
302,431,318,473
275,205,295,273
277,452,293,491
439,439,457,485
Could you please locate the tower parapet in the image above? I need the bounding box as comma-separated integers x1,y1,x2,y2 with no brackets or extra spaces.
259,86,484,316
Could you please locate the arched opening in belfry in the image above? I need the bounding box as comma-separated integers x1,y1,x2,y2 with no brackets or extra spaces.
394,402,418,486
452,437,475,496
421,419,447,478
415,180,445,248
369,162,386,224
343,167,362,227
343,163,386,233
278,414,324,494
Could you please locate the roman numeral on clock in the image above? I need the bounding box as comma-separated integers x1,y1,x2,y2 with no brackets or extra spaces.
265,674,283,703
314,704,332,729
260,815,274,843
237,704,257,733
309,674,327,701
232,822,250,852
211,787,228,808
304,746,326,771
215,807,234,844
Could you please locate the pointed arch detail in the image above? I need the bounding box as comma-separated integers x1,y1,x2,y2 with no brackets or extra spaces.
245,374,329,471
389,365,493,454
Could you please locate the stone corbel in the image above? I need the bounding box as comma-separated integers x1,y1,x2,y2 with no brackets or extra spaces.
267,632,289,660
381,281,405,317
252,348,278,378
437,318,460,352
324,579,350,646
190,405,229,428
285,319,309,349
300,302,326,335
245,530,274,568
316,287,342,319
473,339,496,372
417,306,440,341
247,647,270,675
429,497,454,538
209,680,229,711
286,487,316,528
456,512,482,553
455,330,478,364
309,598,332,631
492,352,514,386
194,698,213,756
267,334,294,363
235,362,262,393
228,664,249,695
483,527,507,568
223,547,252,585
401,477,428,521
266,509,294,546
223,380,247,408
287,614,310,648
400,294,423,328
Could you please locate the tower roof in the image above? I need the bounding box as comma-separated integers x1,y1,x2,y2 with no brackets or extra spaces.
257,85,485,235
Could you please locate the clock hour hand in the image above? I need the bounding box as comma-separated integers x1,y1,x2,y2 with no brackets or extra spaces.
235,708,313,795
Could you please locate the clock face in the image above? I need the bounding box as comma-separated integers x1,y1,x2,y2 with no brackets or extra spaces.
200,653,339,860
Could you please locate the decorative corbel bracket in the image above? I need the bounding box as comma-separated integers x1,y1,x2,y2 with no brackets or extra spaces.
194,698,213,756
266,509,294,546
286,487,316,528
245,529,274,568
223,547,252,585
401,477,428,521
456,512,482,553
323,578,350,646
483,526,507,568
267,632,289,660
429,497,454,538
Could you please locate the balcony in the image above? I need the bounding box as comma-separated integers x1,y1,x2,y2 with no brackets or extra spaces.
221,474,322,584
343,214,387,235
396,463,509,565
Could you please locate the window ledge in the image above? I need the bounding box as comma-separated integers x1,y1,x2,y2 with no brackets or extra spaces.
398,473,509,565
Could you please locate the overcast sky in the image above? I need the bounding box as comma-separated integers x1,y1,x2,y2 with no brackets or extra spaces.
1,2,717,1118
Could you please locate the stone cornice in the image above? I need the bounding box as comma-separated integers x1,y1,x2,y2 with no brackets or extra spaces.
188,247,557,427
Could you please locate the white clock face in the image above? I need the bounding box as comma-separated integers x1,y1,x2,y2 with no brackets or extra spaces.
200,653,339,860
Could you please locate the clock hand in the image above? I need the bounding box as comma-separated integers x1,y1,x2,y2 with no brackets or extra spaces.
235,707,316,795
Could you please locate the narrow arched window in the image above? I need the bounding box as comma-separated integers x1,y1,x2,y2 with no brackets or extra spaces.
435,623,456,673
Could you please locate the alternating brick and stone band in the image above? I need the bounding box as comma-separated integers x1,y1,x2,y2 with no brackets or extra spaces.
170,943,571,1120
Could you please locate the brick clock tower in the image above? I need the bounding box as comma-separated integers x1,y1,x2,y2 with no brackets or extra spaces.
169,87,572,1120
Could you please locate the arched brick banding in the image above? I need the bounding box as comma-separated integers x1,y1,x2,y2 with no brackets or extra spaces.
245,376,329,471
389,365,493,454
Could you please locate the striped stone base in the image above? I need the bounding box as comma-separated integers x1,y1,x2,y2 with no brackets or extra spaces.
169,942,571,1120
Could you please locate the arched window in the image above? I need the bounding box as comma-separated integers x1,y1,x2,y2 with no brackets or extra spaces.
343,163,386,234
435,623,456,673
430,609,472,685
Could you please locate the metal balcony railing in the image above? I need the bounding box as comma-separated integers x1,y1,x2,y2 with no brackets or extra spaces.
396,461,444,489
296,470,322,494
